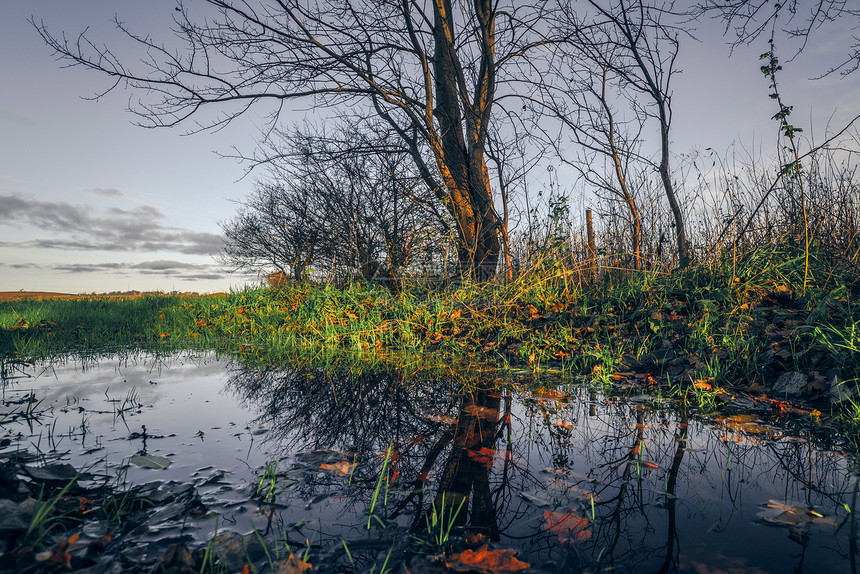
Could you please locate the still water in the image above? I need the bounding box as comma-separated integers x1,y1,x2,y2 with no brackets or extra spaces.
1,353,856,573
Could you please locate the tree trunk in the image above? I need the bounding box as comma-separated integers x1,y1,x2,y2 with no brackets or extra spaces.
431,0,501,281
657,98,689,267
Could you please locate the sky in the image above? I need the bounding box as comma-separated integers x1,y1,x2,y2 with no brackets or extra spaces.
1,1,858,294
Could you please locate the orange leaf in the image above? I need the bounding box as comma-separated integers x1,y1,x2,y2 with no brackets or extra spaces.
273,553,312,573
466,447,495,468
319,461,356,476
446,544,530,573
639,460,659,470
542,510,592,543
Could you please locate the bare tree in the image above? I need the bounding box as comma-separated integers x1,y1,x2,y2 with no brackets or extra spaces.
577,0,690,266
693,0,860,77
222,121,444,284
219,181,323,280
34,0,550,280
541,30,648,270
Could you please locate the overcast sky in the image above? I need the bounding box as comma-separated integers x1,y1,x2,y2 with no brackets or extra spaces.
1,1,858,293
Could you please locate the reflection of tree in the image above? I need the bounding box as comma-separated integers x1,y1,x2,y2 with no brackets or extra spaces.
223,363,538,542
656,416,687,574
424,387,506,540
224,362,856,572
512,386,856,572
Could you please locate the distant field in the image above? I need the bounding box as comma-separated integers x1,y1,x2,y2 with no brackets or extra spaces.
0,291,226,301
0,291,168,301
0,291,83,301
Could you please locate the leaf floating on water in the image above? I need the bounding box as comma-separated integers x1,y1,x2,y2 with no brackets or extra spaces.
446,544,530,573
542,510,592,543
639,460,660,470
463,405,499,420
466,447,495,468
425,412,458,425
757,500,836,530
130,454,171,470
319,461,356,476
519,491,553,507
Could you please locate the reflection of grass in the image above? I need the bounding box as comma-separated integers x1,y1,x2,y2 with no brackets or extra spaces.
255,460,283,504
425,492,467,547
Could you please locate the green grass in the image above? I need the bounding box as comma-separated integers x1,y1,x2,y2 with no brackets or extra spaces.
2,241,860,443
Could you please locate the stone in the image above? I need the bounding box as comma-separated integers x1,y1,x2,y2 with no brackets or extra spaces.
827,369,855,404
25,463,78,484
618,354,644,372
773,372,807,397
212,531,268,572
0,498,31,531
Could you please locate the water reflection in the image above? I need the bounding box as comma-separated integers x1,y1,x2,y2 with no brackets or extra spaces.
225,363,858,572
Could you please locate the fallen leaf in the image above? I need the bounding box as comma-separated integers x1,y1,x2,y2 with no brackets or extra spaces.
519,491,553,507
758,500,836,530
639,460,659,470
129,454,171,470
466,447,495,468
463,405,499,420
542,510,592,543
692,379,713,391
87,530,114,553
426,412,458,425
319,461,356,476
273,553,313,573
446,544,530,573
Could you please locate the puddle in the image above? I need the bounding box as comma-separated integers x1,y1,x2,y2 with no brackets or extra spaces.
0,353,857,573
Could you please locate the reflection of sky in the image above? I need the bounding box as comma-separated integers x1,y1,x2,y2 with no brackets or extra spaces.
1,356,855,571
1,1,858,292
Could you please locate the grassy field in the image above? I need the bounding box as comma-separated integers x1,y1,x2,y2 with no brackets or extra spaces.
2,243,859,442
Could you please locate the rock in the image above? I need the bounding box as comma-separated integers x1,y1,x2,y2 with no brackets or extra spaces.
618,354,644,372
773,372,808,397
25,463,78,484
651,348,676,364
827,369,855,404
212,531,269,572
0,498,31,531
757,349,775,366
150,543,197,574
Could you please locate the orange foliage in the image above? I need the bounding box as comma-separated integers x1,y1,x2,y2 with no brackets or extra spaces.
446,544,530,573
542,510,592,543
266,271,288,289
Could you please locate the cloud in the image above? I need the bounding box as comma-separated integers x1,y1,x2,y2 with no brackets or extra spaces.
130,260,201,271
86,188,124,197
50,259,229,280
55,263,126,274
0,194,224,256
0,262,44,270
